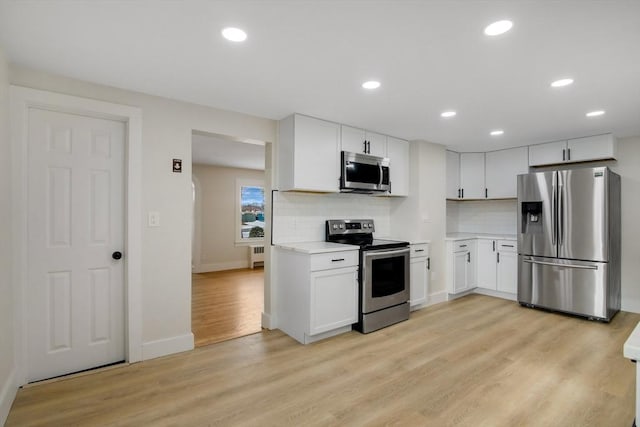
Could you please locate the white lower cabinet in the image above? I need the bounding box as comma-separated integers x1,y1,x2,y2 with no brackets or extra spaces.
277,248,358,344
496,249,517,294
447,240,476,294
476,239,517,295
409,243,430,309
310,268,358,335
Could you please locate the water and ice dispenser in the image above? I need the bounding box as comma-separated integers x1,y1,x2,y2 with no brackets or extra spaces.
521,201,543,234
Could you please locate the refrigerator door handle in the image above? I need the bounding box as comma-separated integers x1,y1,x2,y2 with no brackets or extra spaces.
551,180,557,246
523,259,598,270
559,182,564,246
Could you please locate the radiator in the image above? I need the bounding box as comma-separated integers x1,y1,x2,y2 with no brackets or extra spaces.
249,244,264,269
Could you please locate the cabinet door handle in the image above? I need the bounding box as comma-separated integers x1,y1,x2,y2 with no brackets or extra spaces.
467,252,470,263
501,244,514,248
427,257,430,270
414,249,425,253
459,244,467,248
331,258,345,262
363,140,367,153
497,252,500,263
461,188,464,198
492,241,496,251
562,148,566,161
485,188,488,198
567,148,571,160
458,188,461,198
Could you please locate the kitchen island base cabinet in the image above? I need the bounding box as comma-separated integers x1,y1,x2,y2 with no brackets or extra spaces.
276,247,358,344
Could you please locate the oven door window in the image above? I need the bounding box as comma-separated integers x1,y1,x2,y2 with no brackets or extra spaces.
362,248,410,313
371,255,406,297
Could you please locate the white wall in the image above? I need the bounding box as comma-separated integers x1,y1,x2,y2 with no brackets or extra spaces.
0,47,17,426
192,164,264,272
9,65,276,352
447,199,517,235
391,140,447,298
609,136,640,312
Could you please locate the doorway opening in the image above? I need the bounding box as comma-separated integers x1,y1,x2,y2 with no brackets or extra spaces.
190,130,266,347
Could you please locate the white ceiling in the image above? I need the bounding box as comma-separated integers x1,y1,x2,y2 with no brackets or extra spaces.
192,132,265,170
1,1,639,152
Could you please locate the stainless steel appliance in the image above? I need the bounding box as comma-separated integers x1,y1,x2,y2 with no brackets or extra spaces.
326,219,410,332
517,166,621,321
340,151,390,193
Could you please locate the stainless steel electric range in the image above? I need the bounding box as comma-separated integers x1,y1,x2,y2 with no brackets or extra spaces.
326,219,410,333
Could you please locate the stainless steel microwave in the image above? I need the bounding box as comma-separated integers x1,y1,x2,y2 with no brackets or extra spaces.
340,151,390,193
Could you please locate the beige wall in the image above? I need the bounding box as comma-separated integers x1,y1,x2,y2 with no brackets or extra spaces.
9,65,276,350
192,164,265,271
0,47,16,424
391,140,447,298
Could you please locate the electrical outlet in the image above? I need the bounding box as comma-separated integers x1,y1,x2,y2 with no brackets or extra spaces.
148,211,160,227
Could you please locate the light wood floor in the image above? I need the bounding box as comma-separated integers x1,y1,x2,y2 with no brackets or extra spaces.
7,294,640,426
191,268,264,347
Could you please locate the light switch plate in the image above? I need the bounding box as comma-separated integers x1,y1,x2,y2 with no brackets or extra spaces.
148,211,160,227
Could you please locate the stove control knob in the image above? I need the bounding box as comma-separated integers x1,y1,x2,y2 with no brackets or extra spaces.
368,223,373,228
332,224,338,230
339,224,344,229
364,224,369,228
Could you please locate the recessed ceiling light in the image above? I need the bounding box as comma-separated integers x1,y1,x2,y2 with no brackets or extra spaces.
441,111,457,118
221,27,247,42
362,80,381,89
586,110,605,117
490,130,504,136
551,78,574,88
484,20,513,36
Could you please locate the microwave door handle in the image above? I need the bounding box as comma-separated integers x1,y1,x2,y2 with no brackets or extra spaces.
379,163,384,186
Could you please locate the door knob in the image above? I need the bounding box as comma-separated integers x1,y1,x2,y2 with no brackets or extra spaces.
112,251,123,260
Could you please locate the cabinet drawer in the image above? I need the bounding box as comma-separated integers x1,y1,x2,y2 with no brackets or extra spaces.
497,240,516,252
310,250,359,271
410,243,429,258
454,240,473,252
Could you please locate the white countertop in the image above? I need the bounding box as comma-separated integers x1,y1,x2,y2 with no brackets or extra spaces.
275,241,359,254
445,232,517,241
624,321,640,360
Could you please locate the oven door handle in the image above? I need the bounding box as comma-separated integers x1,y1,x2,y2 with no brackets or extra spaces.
365,248,410,257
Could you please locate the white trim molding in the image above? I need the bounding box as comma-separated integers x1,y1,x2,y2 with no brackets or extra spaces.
10,85,143,385
427,290,448,306
141,333,194,361
0,369,17,426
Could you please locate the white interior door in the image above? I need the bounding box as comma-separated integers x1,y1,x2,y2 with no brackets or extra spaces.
27,107,125,382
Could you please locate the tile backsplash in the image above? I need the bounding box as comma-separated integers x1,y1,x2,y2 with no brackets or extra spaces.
447,199,517,235
273,191,391,243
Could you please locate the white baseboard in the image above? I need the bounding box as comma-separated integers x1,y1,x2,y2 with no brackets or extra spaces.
427,290,448,306
261,312,276,330
141,333,194,361
193,261,249,273
474,287,517,301
0,369,17,426
622,299,640,314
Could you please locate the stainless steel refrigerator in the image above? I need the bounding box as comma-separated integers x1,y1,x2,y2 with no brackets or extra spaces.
517,166,621,321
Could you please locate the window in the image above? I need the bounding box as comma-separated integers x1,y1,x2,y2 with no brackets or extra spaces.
237,180,265,243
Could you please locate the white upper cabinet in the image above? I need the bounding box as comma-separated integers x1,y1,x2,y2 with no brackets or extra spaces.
567,134,617,162
529,134,617,166
459,153,485,199
485,146,529,198
278,114,340,192
386,137,409,196
446,150,460,199
528,140,567,166
341,125,387,157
